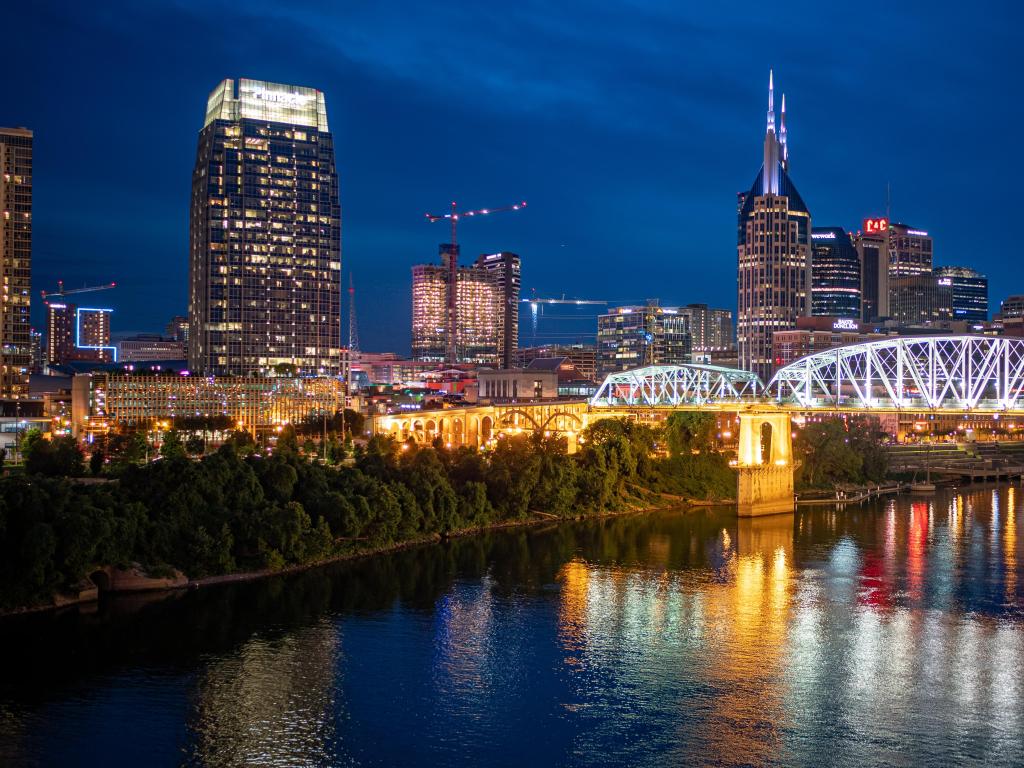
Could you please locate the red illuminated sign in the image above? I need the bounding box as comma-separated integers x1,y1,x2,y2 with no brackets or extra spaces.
863,217,889,234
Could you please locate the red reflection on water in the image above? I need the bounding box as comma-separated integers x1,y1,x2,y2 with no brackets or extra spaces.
907,502,929,602
858,550,892,612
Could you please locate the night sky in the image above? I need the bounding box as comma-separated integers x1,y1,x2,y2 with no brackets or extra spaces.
5,1,1022,352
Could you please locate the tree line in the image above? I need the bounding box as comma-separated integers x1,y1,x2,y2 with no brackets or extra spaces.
0,413,736,611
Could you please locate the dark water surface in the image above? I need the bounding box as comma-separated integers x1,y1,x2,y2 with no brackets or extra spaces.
2,486,1023,767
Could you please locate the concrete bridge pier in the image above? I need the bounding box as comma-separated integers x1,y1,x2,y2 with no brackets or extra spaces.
736,412,795,517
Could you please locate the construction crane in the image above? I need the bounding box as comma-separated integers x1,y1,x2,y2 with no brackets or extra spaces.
520,293,611,342
41,280,117,302
425,200,527,365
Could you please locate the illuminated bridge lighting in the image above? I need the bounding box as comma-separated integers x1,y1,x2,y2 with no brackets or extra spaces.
768,336,1024,412
591,363,763,407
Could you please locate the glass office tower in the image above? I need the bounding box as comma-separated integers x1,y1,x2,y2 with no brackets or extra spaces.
189,79,341,376
811,227,861,319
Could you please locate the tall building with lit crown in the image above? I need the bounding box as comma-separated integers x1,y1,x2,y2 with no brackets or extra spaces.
933,265,987,322
410,247,517,366
737,74,812,380
854,219,890,321
188,78,341,377
811,227,860,319
0,127,32,398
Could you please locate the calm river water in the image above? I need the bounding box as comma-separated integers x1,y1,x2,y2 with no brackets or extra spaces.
2,486,1024,767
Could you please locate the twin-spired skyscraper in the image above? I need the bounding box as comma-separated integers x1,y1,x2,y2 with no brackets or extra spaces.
736,73,812,381
188,78,341,376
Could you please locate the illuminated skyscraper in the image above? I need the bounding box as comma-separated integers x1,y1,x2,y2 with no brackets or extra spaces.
811,227,861,319
854,220,889,321
410,248,518,367
0,127,32,398
46,303,74,365
474,251,520,368
47,303,115,364
188,78,341,376
597,301,692,376
737,74,812,379
933,266,987,322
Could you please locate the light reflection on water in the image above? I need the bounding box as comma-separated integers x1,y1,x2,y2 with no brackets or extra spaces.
1,486,1023,767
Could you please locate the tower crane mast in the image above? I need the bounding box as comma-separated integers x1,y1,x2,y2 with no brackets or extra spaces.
424,200,526,365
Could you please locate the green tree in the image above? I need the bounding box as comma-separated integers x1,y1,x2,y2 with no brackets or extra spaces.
664,412,717,457
185,434,205,456
160,429,187,460
89,449,105,476
794,419,863,488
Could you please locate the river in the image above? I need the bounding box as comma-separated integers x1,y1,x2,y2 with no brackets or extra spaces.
1,486,1023,767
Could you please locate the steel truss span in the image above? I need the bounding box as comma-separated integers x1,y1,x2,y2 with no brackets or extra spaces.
591,364,764,407
768,336,1024,412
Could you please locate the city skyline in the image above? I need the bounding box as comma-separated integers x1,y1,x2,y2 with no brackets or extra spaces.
3,2,1022,353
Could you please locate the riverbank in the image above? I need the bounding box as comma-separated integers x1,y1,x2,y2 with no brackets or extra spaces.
1,491,717,619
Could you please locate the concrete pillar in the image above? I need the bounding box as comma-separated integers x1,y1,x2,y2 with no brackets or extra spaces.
736,412,795,517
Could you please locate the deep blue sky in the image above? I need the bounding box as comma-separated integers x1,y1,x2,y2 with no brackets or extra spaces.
5,1,1022,352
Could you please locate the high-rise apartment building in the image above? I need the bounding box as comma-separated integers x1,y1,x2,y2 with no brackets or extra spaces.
933,266,987,322
46,302,74,365
0,127,33,398
77,307,114,361
811,227,861,319
597,301,692,376
676,304,734,361
475,251,520,368
737,74,812,380
188,78,341,376
47,303,115,364
410,247,519,367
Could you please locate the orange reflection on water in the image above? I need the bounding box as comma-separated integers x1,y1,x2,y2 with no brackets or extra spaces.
1006,487,1017,605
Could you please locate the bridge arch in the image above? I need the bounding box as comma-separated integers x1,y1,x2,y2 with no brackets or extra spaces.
769,336,1024,412
591,363,763,407
539,411,583,431
497,409,542,432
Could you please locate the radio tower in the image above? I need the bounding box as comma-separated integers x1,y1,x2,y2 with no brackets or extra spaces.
347,273,359,353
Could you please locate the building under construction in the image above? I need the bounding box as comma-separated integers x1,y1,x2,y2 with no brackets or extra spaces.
411,247,520,368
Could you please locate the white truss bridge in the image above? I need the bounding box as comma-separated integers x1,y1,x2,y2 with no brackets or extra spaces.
590,363,764,407
591,336,1024,414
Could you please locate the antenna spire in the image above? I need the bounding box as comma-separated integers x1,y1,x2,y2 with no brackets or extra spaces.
780,93,788,169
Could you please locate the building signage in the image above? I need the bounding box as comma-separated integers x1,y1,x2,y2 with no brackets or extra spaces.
907,229,929,237
832,318,858,330
863,217,889,234
811,232,836,240
937,278,952,286
252,89,314,106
